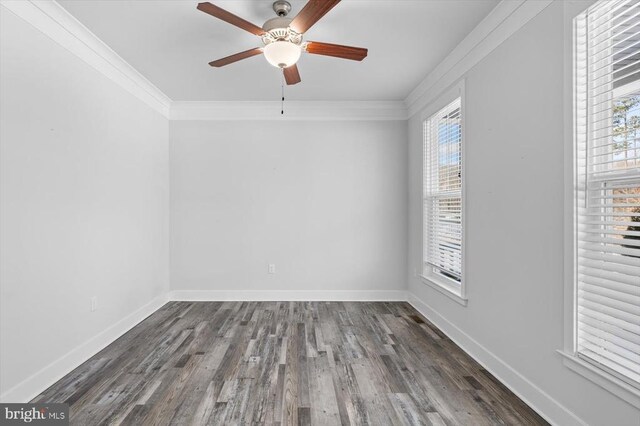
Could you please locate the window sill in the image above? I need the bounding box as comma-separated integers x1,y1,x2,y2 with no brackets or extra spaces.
557,350,640,408
419,274,467,306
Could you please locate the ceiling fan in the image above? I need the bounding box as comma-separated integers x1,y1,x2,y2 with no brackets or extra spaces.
196,0,368,85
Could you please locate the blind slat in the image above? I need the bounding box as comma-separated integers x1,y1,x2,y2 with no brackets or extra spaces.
578,307,640,337
579,265,640,287
578,282,640,307
580,299,639,325
578,338,640,369
578,314,640,346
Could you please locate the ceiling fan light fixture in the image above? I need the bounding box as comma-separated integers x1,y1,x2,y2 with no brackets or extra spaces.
263,41,301,68
198,0,368,85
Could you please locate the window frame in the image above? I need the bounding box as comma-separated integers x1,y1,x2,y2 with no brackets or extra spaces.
561,0,640,408
420,80,467,306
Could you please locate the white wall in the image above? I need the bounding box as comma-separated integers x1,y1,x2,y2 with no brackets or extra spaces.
0,7,170,399
3,0,637,422
407,2,639,425
170,120,407,298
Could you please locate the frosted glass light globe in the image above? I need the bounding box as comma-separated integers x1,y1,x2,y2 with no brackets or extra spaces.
263,41,301,68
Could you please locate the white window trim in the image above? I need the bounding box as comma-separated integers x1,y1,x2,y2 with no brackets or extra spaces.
419,273,468,306
558,351,640,408
561,0,640,408
420,79,467,307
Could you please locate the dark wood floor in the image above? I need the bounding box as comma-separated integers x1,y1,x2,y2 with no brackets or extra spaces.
33,302,548,425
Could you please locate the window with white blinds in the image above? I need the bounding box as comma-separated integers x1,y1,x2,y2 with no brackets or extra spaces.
574,0,640,388
423,98,463,290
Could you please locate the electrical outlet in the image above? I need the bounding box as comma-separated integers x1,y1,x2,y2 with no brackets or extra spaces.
268,264,276,274
90,296,97,312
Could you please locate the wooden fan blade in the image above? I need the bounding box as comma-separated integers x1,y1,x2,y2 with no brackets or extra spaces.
209,48,263,67
197,2,265,36
305,41,368,61
283,65,301,85
290,0,341,34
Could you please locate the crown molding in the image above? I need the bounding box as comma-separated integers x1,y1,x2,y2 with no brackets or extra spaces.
1,0,172,117
2,0,553,122
1,1,406,122
404,0,554,118
170,101,408,121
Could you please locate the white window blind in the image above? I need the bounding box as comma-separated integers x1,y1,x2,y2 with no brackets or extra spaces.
423,98,463,286
575,0,640,387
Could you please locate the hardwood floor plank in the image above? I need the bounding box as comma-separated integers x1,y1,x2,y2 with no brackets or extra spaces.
308,352,341,426
387,393,428,426
327,352,354,425
282,327,299,426
189,380,217,425
296,323,311,409
33,302,548,426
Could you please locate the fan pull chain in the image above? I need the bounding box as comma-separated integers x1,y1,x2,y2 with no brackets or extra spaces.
281,71,285,115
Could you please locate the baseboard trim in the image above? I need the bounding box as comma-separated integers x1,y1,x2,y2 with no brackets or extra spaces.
407,292,586,426
0,293,170,403
169,289,407,302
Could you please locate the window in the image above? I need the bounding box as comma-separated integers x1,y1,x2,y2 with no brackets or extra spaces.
423,97,464,298
573,0,640,391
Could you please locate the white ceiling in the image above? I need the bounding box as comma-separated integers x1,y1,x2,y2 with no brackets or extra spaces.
57,0,498,102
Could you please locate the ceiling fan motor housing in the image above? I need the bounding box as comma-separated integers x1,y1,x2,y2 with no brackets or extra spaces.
272,0,292,17
262,17,292,33
262,17,302,46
